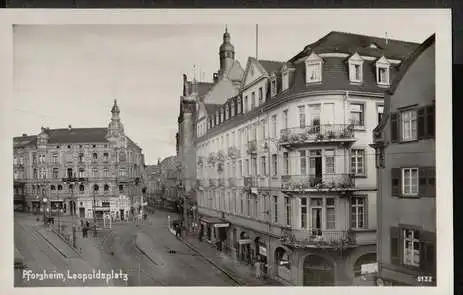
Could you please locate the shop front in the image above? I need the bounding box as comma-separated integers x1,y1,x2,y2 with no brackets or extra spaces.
199,216,230,251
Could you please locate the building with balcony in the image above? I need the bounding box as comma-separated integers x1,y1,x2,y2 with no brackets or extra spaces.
13,100,146,221
194,31,420,285
372,35,436,286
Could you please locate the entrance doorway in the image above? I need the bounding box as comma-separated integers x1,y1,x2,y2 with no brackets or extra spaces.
120,209,125,221
79,207,85,218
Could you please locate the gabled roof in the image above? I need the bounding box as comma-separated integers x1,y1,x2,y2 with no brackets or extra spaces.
289,31,420,63
258,59,284,75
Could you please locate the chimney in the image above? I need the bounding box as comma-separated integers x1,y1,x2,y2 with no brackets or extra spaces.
213,72,218,83
22,133,27,137
68,125,72,130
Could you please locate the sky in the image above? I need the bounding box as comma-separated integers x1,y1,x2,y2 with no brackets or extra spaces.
13,17,437,165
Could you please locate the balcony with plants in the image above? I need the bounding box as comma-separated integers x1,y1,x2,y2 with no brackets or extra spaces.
280,228,356,249
227,146,240,159
280,173,355,192
279,124,356,147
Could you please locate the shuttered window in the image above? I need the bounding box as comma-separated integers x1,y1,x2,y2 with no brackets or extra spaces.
418,105,436,139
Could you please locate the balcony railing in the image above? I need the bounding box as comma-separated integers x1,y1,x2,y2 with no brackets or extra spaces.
246,140,258,155
281,174,355,191
209,178,218,187
228,146,240,159
279,124,356,146
244,176,258,188
228,177,237,187
281,229,356,249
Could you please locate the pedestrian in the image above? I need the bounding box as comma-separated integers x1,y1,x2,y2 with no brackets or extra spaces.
255,259,262,279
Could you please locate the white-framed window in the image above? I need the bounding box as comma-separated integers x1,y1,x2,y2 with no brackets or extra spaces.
273,195,278,223
300,197,307,228
103,167,109,177
401,109,417,141
402,168,419,196
326,198,336,229
298,105,306,128
79,168,85,178
283,152,289,175
271,115,277,138
403,229,420,266
272,154,278,176
376,56,390,85
348,53,363,83
258,87,263,103
377,105,384,125
350,103,365,126
285,196,291,226
271,75,277,96
306,62,322,83
283,109,288,129
351,197,365,229
282,71,289,91
351,149,365,175
92,168,98,178
325,149,335,174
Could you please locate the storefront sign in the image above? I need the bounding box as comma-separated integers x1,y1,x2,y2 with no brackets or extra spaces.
238,239,251,245
361,262,378,274
259,245,267,256
214,223,230,228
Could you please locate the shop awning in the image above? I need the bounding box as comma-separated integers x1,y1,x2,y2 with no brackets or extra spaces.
200,216,230,228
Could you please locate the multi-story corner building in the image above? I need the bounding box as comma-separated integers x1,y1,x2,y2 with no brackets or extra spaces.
13,100,146,221
194,31,419,286
177,27,243,230
372,35,436,286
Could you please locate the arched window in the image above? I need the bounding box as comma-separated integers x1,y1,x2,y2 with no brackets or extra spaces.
93,184,99,192
58,185,62,191
92,153,98,160
119,152,126,161
79,184,85,192
50,185,56,190
119,185,124,192
104,184,109,191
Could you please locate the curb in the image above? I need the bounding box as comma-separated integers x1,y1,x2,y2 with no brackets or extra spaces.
134,234,159,266
33,227,77,259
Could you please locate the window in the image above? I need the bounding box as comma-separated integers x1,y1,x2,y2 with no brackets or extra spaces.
231,101,235,117
271,76,277,96
282,71,289,91
299,151,306,175
403,229,420,266
258,87,263,102
326,198,336,229
67,168,73,178
251,157,257,176
79,168,85,178
377,105,384,125
306,62,322,83
401,109,417,141
237,99,242,114
225,105,229,120
93,184,99,192
247,195,251,216
32,153,37,164
52,154,58,163
240,195,244,215
103,153,109,161
58,185,62,191
377,66,390,85
325,150,335,174
283,109,288,129
104,184,109,191
39,168,47,179
298,105,306,128
39,154,46,164
119,185,124,192
272,154,278,176
301,197,307,228
351,197,366,229
239,160,243,177
273,196,278,223
119,168,127,177
245,159,250,176
244,96,248,113
50,185,56,191
351,149,365,175
283,152,289,175
271,115,277,138
350,63,362,82
285,196,291,226
261,156,267,176
79,184,85,192
92,168,98,178
52,168,59,178
103,167,109,177
251,92,256,109
254,197,258,217
309,104,321,126
402,168,419,196
350,103,364,126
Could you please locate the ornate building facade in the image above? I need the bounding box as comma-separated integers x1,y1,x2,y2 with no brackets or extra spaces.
193,31,420,286
13,100,146,221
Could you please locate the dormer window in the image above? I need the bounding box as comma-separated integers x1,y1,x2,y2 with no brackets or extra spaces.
348,53,364,83
376,56,390,86
305,52,323,84
270,74,277,97
225,105,229,120
282,71,289,91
